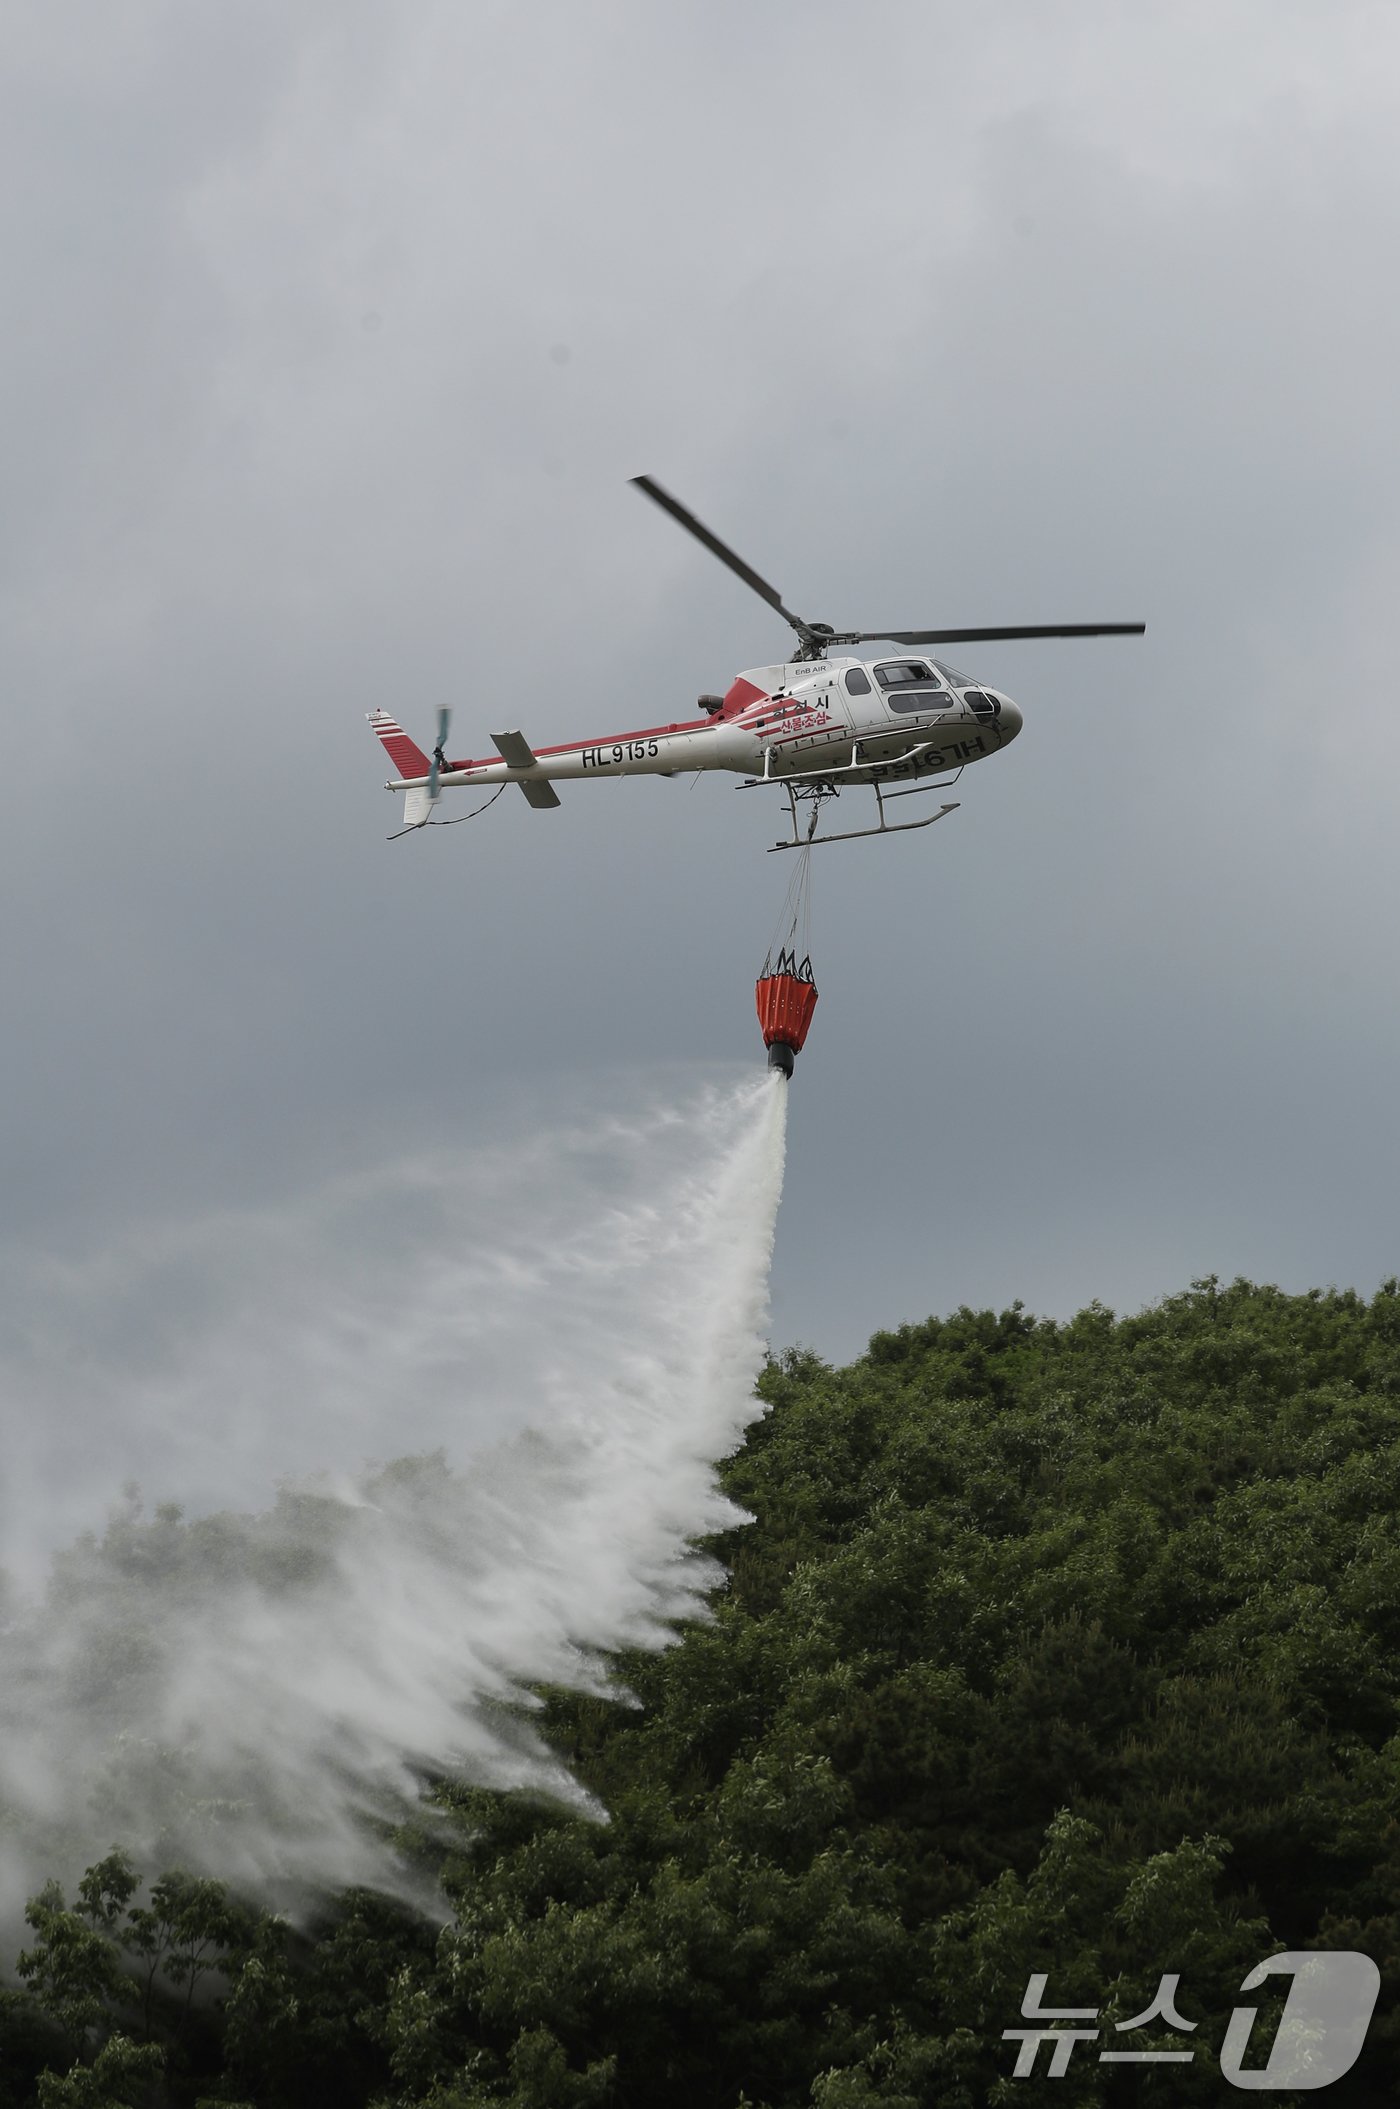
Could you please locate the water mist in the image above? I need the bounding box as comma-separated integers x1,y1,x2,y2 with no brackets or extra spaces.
0,1074,788,1919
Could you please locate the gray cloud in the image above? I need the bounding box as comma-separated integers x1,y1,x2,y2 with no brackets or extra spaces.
4,0,1400,1377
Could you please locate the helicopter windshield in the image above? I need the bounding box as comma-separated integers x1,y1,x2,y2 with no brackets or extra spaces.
932,660,972,688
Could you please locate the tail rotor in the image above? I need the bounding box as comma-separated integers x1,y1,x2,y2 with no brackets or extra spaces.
428,706,451,807
370,706,454,836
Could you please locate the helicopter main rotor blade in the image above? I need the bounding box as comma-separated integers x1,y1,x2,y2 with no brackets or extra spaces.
631,477,1145,657
857,623,1147,645
631,475,810,637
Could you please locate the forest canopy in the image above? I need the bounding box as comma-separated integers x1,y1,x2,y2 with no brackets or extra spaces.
5,1274,1400,2106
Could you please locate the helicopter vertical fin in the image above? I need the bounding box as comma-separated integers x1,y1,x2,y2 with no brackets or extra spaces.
368,711,431,779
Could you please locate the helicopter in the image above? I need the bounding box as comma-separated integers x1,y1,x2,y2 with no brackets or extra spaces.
369,476,1144,851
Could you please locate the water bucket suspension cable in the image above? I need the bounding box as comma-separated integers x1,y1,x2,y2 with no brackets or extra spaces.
756,838,818,1076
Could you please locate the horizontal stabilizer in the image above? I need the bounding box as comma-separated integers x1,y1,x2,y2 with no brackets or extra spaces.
491,729,538,768
490,728,559,809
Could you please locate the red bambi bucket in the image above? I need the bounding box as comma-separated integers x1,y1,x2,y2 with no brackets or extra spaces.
756,950,817,1074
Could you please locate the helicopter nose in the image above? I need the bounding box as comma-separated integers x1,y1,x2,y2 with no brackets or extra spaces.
998,696,1023,740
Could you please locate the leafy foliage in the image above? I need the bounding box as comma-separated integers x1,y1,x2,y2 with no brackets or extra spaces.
6,1276,1400,2102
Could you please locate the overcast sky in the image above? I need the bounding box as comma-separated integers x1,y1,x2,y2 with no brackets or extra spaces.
5,0,1400,1529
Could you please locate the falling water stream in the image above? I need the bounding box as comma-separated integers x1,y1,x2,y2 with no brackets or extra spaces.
0,1075,788,1918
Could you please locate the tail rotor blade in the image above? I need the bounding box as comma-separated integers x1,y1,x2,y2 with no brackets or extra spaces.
429,706,451,802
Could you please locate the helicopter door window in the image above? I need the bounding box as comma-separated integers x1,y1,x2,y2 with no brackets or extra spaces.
886,687,948,712
844,667,871,695
873,661,934,688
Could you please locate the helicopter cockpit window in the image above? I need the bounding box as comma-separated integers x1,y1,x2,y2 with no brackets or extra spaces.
874,661,934,688
932,660,972,688
844,667,871,695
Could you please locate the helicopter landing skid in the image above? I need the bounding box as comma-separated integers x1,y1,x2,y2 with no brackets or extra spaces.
763,777,960,852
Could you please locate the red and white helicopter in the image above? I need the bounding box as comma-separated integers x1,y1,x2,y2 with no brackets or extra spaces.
370,477,1144,851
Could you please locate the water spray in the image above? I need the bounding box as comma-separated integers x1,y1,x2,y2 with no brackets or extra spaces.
0,1077,789,1922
